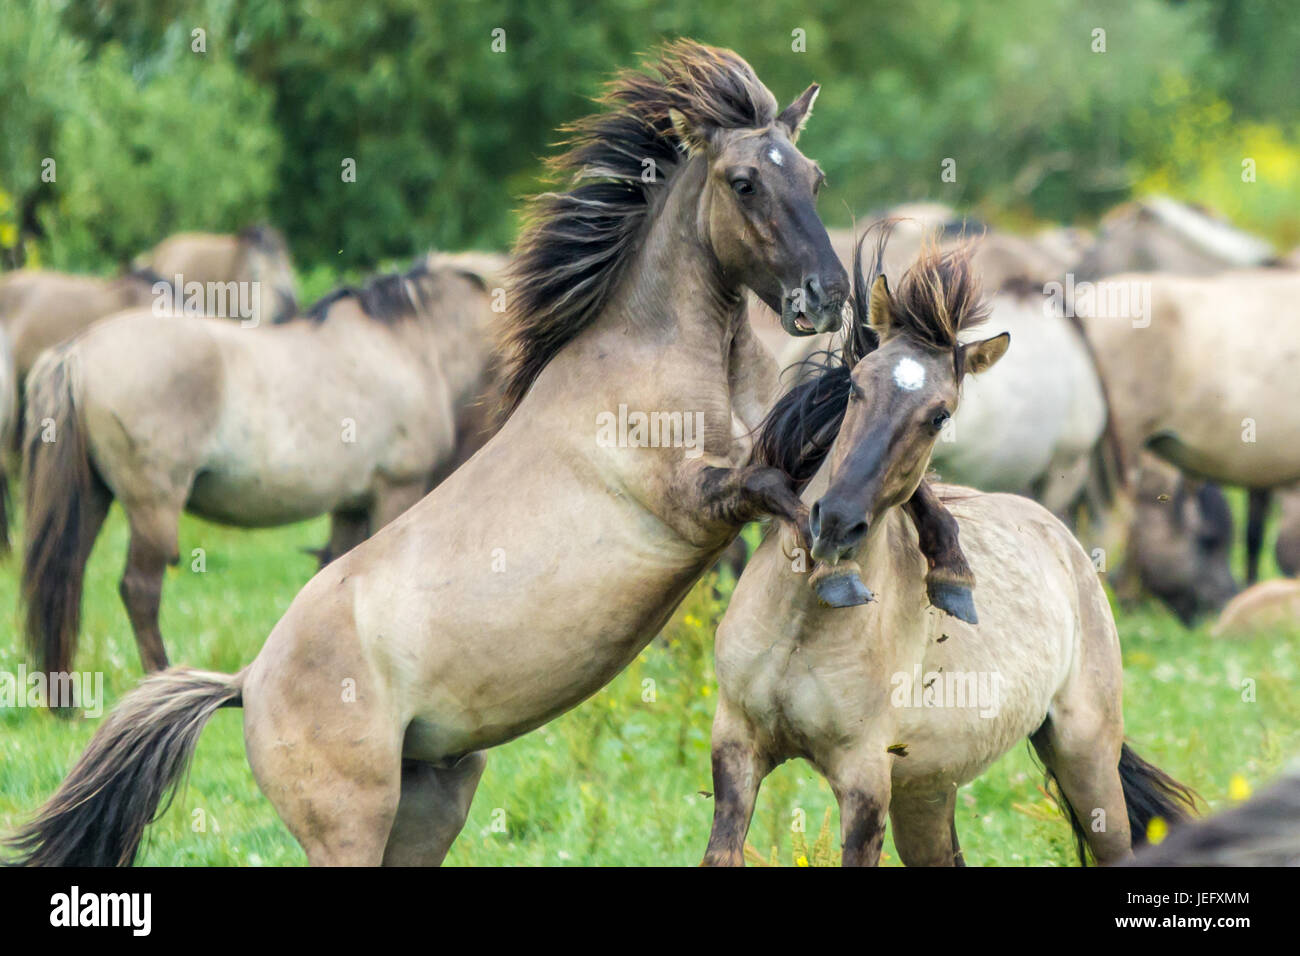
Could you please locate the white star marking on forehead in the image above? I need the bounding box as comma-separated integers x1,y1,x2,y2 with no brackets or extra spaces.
767,146,784,167
893,357,926,391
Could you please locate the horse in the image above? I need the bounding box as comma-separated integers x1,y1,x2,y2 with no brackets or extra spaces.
135,224,299,327
1,225,298,385
1079,267,1300,597
21,255,502,677
5,40,863,866
0,268,158,384
701,239,1197,866
1119,458,1237,626
1072,195,1275,282
776,213,1109,524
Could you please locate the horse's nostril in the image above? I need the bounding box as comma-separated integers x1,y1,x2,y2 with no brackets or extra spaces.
809,502,822,538
846,521,869,543
803,276,824,312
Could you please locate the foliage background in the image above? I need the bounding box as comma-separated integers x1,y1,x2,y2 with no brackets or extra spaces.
2,0,1298,274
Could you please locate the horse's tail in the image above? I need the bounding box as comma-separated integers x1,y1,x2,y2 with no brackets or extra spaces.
1041,765,1093,866
21,348,111,677
4,668,243,867
1118,742,1199,850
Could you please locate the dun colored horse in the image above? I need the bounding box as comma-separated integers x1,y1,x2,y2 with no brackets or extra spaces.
775,212,1110,524
1080,268,1300,589
136,225,299,327
1,224,298,384
6,40,866,866
21,255,501,677
702,239,1197,866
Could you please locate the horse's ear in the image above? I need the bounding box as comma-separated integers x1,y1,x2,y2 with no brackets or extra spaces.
867,274,893,338
669,108,716,157
776,84,820,142
963,332,1010,375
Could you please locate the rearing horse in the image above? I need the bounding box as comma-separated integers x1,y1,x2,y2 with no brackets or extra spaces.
8,40,857,866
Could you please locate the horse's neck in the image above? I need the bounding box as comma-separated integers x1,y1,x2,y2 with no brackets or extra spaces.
859,506,924,589
543,159,747,455
393,300,493,409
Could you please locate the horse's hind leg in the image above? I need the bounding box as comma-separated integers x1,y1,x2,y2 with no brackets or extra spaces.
702,698,770,866
1246,488,1270,585
119,500,184,672
382,753,487,866
242,629,405,866
1030,718,1130,864
891,787,963,866
313,508,368,567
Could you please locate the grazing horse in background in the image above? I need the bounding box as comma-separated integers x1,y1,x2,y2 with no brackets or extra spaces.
703,239,1197,866
135,224,299,327
1273,486,1300,578
1079,267,1300,602
1060,197,1283,618
6,40,863,866
21,255,501,676
0,268,159,383
0,225,299,385
1121,459,1238,625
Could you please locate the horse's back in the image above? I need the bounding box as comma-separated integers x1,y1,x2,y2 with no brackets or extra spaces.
1086,270,1300,484
891,487,1119,787
142,232,240,281
70,309,229,473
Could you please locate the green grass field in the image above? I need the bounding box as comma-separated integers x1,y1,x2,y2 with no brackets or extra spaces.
1,488,1297,866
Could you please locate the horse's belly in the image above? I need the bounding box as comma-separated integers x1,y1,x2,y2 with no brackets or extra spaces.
187,467,364,526
889,691,1052,790
356,480,724,760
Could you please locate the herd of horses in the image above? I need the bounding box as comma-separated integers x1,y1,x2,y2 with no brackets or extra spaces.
2,40,1297,866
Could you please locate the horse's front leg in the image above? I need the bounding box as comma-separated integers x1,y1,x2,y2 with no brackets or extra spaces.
825,752,892,867
702,698,770,866
677,458,873,606
904,480,978,624
679,458,811,535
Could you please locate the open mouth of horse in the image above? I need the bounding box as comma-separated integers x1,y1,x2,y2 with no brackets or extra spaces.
781,300,836,336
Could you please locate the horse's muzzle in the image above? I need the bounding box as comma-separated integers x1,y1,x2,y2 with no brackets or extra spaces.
809,498,869,563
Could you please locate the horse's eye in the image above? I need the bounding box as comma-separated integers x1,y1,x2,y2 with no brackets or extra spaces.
731,177,755,197
930,410,950,431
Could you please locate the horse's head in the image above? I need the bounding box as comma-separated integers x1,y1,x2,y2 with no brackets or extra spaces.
808,241,1005,563
671,85,848,335
238,224,299,323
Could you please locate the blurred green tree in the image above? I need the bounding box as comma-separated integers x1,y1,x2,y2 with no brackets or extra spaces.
10,0,1297,272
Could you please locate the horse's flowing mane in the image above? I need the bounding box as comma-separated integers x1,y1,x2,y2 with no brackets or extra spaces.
304,261,442,325
501,40,780,411
751,226,987,489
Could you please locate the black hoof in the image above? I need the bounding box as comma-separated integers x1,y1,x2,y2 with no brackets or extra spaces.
814,569,875,608
929,581,978,625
